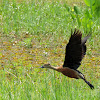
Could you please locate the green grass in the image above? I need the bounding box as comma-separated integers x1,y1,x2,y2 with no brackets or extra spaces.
0,0,100,100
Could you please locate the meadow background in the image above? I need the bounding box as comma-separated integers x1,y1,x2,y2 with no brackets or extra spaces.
0,0,100,100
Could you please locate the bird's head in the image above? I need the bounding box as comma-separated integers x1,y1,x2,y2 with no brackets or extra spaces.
40,64,51,68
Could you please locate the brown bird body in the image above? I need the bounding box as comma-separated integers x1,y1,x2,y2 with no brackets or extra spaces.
47,65,80,79
40,29,94,89
57,67,81,79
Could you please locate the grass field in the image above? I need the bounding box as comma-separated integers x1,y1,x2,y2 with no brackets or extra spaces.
0,0,100,100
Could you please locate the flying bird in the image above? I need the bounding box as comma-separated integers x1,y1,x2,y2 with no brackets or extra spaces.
40,29,94,89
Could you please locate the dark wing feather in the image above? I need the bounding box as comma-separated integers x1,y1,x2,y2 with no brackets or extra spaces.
63,29,90,70
81,34,91,55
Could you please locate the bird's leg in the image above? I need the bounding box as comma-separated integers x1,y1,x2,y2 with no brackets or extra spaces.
76,70,94,89
79,75,94,89
83,78,94,89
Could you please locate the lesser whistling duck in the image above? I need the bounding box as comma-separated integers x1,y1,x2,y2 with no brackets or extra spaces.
40,29,94,89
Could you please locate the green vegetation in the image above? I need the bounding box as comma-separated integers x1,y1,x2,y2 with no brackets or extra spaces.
0,0,100,100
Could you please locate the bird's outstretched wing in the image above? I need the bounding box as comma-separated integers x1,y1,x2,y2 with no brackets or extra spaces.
63,29,90,70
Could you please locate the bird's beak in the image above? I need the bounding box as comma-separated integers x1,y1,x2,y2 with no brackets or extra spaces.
39,66,44,68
